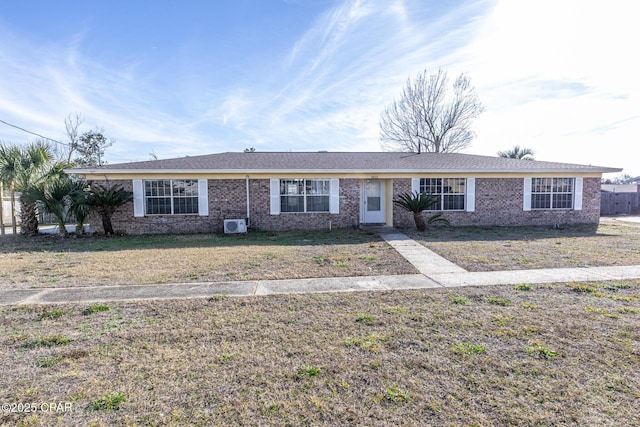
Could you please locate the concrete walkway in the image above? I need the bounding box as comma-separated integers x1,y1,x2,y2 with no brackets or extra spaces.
607,215,640,224
1,227,639,306
373,227,466,275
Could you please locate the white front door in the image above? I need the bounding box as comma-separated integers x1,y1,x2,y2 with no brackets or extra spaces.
363,180,385,223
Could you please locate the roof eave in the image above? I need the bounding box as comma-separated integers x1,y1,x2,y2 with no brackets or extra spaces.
65,167,623,175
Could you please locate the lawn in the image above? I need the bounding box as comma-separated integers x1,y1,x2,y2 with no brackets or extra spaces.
405,221,640,271
0,230,416,289
3,222,639,292
1,281,638,426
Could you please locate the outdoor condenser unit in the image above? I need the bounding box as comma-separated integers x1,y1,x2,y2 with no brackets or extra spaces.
223,219,247,234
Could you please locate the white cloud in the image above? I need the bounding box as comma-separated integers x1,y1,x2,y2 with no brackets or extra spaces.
239,0,489,151
459,0,638,174
0,0,634,175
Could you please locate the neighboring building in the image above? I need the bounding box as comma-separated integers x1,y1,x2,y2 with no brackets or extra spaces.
601,184,639,216
66,152,621,234
1,189,15,228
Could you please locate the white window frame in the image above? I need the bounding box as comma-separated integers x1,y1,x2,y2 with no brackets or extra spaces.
279,178,330,213
411,178,470,211
270,178,339,215
529,177,575,210
133,179,208,217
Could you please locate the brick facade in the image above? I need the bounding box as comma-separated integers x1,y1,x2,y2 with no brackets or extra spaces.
393,177,601,228
89,177,602,235
249,179,361,231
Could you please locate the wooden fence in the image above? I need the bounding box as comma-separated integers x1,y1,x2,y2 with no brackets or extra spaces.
601,187,639,216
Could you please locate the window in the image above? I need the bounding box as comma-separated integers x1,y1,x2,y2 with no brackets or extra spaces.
280,179,330,213
144,179,199,215
419,178,466,211
531,178,574,210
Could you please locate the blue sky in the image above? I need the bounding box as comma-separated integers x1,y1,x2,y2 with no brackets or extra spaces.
0,0,636,176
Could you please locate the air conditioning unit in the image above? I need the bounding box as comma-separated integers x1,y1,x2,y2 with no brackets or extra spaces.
224,219,247,234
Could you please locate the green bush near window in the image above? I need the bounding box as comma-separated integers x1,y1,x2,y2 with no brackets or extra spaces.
393,191,450,231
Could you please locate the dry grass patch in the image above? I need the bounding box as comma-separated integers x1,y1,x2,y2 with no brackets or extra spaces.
0,229,415,289
405,221,640,271
1,280,639,426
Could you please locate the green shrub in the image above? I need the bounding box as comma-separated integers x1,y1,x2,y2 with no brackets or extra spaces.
345,334,386,352
82,305,110,315
449,295,468,305
525,342,557,359
384,385,411,403
35,355,63,368
20,335,71,349
90,391,126,411
38,308,65,320
521,302,540,310
218,353,237,363
451,342,486,355
296,365,322,380
382,306,408,314
604,282,631,291
355,314,376,324
491,314,513,326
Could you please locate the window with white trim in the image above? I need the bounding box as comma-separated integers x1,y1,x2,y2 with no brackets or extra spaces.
144,179,199,215
419,178,466,211
280,179,330,213
531,178,574,210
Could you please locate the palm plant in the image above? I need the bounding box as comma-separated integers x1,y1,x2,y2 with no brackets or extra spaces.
0,142,65,235
69,182,91,236
394,191,451,231
15,143,59,235
87,182,132,236
497,146,535,160
28,175,76,237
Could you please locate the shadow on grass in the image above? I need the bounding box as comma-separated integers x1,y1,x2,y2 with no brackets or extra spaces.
402,223,609,243
1,223,625,254
0,228,376,254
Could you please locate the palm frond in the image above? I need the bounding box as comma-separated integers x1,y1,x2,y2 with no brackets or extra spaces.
393,191,440,213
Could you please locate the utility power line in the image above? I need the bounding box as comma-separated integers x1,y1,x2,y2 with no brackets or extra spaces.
0,118,69,146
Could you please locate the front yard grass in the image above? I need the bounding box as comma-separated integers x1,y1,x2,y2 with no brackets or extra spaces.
0,229,416,289
1,281,638,426
406,221,640,271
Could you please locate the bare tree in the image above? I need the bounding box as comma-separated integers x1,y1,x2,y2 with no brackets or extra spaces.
602,173,632,184
380,69,484,153
64,113,84,163
497,146,535,160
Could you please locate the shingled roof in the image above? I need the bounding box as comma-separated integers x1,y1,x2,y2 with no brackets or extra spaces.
68,152,621,174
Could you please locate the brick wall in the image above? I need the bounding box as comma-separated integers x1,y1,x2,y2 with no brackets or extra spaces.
249,178,361,231
88,178,363,234
91,177,602,235
393,177,601,228
86,180,221,235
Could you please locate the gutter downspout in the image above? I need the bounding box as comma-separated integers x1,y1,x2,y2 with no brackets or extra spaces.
246,175,250,227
